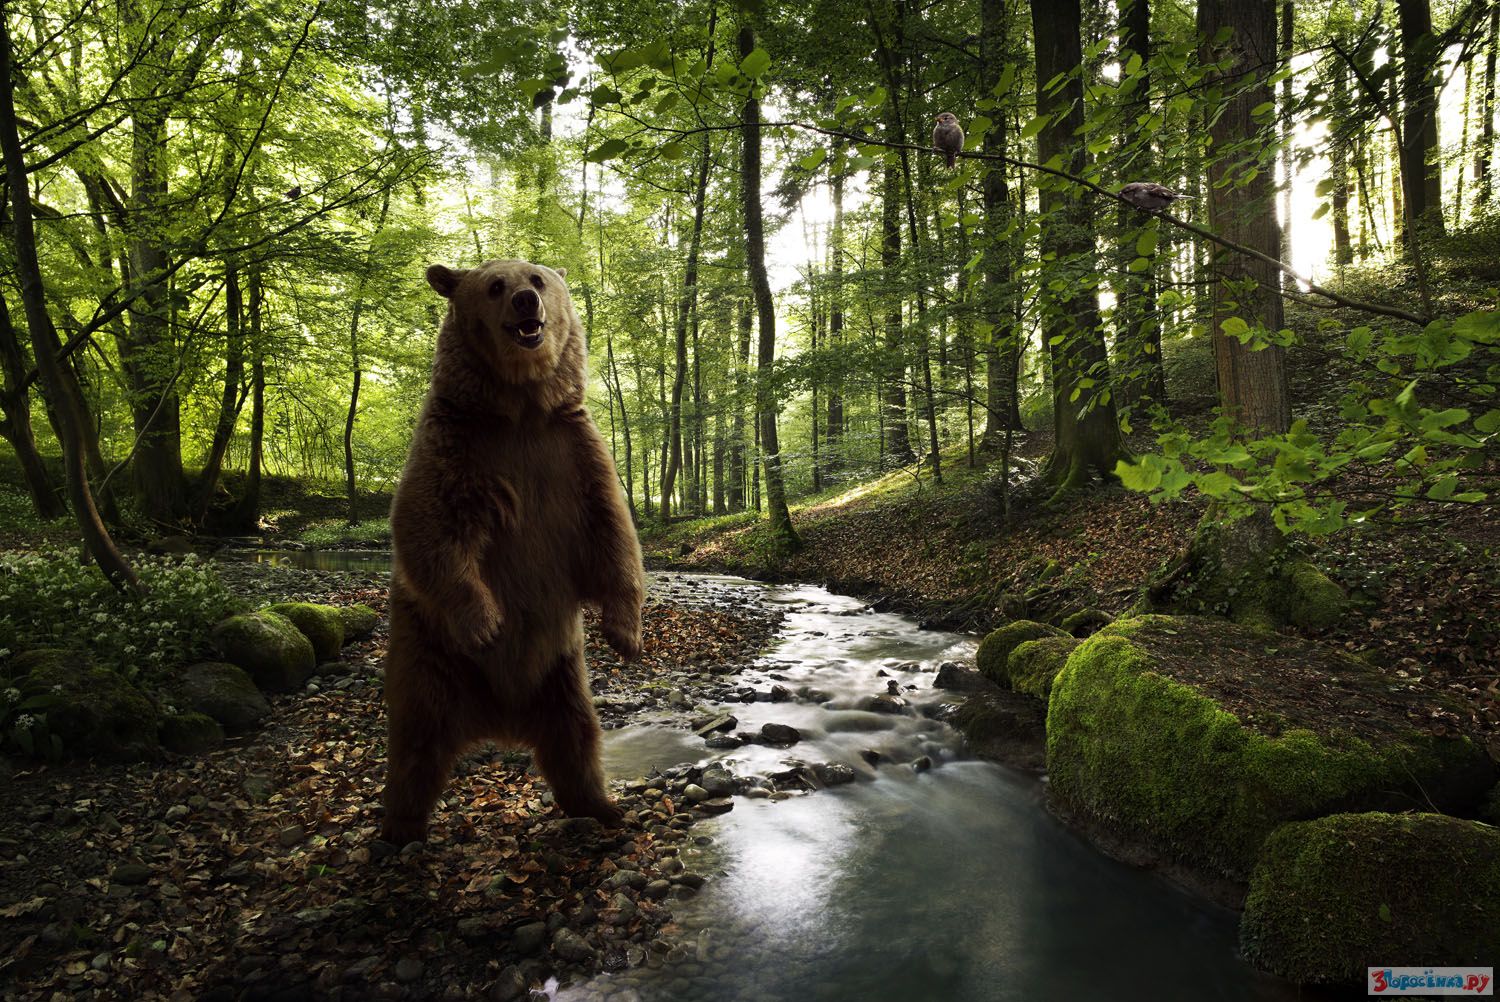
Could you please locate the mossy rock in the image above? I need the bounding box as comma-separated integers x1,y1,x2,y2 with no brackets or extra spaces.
166,662,270,733
210,612,315,692
5,647,80,681
16,655,159,761
1005,636,1081,699
338,604,379,641
1241,813,1500,983
264,603,344,661
1046,615,1495,883
975,621,1067,684
159,712,224,754
1059,607,1113,637
1280,561,1347,630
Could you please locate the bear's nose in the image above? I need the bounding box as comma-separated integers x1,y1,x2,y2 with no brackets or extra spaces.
511,288,541,316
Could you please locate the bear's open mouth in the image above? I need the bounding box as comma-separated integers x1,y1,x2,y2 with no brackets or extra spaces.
508,318,545,349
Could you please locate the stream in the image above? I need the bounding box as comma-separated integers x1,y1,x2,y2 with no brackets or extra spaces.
227,551,1298,1002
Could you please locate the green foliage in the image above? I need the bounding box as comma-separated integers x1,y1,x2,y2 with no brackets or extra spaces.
0,553,242,683
1116,309,1500,534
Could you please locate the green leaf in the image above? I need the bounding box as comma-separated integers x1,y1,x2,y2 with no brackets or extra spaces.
1020,114,1049,140
1250,100,1276,118
1115,458,1162,492
799,149,828,171
739,47,772,79
1196,470,1235,497
584,138,630,163
1128,256,1151,272
1221,316,1250,339
1136,230,1158,256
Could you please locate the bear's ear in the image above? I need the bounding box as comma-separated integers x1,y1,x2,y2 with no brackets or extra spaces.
426,264,465,299
553,267,567,279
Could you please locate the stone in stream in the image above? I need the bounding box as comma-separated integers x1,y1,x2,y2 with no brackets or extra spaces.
692,713,737,737
552,928,596,963
699,763,734,796
860,749,882,765
704,734,743,750
758,722,801,747
683,784,711,803
859,694,907,714
696,798,734,815
913,755,933,772
813,763,857,786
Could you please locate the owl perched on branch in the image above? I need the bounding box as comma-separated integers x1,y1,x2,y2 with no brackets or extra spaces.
1118,181,1193,212
933,113,963,169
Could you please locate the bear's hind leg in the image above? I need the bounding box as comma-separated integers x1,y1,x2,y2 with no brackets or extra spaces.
381,671,467,845
524,650,621,826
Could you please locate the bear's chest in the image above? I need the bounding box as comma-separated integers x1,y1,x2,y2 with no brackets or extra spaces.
471,420,583,567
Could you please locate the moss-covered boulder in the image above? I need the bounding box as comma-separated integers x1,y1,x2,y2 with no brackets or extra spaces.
976,621,1066,685
15,653,158,761
166,662,270,732
210,612,315,692
338,604,379,641
1280,562,1347,630
159,712,224,754
1005,636,1081,699
264,602,344,661
1241,813,1500,983
1046,615,1494,882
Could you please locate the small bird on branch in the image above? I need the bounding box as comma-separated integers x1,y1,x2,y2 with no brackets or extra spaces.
1118,181,1192,212
284,185,302,200
933,113,963,169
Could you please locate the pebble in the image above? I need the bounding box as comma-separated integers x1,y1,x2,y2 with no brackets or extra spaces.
682,784,710,803
511,922,547,955
395,955,424,983
277,825,305,848
813,763,856,786
913,755,933,772
552,928,596,963
489,966,527,1001
758,722,801,746
110,862,151,886
699,764,734,796
165,804,190,822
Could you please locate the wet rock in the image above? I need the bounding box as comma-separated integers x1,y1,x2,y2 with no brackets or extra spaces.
643,879,672,900
860,749,882,765
605,869,648,891
912,756,933,773
488,966,527,1001
700,763,734,796
758,722,801,747
859,694,906,714
933,662,993,693
552,928,596,963
814,763,857,786
394,955,423,983
696,798,734,815
110,862,152,886
608,892,638,925
682,784,710,803
704,734,742,750
770,685,793,702
692,713,737,737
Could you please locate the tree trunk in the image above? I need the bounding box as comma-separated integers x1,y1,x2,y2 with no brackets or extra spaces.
740,23,797,547
0,21,136,587
1331,54,1354,267
1030,0,1125,495
229,269,266,531
1279,1,1294,263
193,263,246,522
1478,4,1498,207
1396,0,1445,239
980,0,1017,447
346,188,393,525
729,299,749,512
0,291,64,518
1118,0,1166,405
661,142,711,522
825,166,845,476
1199,0,1291,435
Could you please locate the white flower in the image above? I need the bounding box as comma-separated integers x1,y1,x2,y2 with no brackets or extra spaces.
51,685,63,695
3,688,18,704
14,714,34,730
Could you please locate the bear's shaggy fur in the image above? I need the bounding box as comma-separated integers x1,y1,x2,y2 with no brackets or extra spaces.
380,259,644,845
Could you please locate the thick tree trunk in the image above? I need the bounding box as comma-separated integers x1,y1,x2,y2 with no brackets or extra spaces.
0,22,136,587
1396,0,1445,239
1030,0,1125,494
870,3,914,465
739,23,797,548
1199,0,1292,436
1279,1,1294,263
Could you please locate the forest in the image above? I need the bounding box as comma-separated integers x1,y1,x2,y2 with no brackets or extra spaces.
1,0,1498,999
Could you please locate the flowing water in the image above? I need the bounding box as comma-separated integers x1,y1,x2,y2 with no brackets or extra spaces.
227,553,1297,1002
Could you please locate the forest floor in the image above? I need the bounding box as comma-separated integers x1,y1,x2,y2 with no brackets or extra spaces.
0,565,784,1002
637,433,1500,763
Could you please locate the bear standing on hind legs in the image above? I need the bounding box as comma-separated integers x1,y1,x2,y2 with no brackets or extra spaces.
380,258,644,846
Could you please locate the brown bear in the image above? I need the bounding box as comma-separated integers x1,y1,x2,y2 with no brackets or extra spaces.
379,258,644,845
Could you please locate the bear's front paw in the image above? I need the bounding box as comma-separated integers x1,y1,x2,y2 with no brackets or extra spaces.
601,603,642,662
448,590,502,651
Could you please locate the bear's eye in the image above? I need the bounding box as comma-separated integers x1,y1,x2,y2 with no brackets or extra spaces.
529,274,544,290
487,278,505,298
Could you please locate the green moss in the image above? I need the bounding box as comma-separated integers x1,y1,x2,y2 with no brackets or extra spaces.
17,656,159,761
1005,636,1081,699
1046,617,1494,882
159,712,224,754
1281,561,1347,630
264,603,344,661
1060,608,1113,636
338,604,379,641
210,612,315,692
1241,813,1500,983
976,621,1066,684
166,662,270,732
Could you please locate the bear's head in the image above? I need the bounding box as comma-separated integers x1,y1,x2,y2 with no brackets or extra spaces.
426,259,586,413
